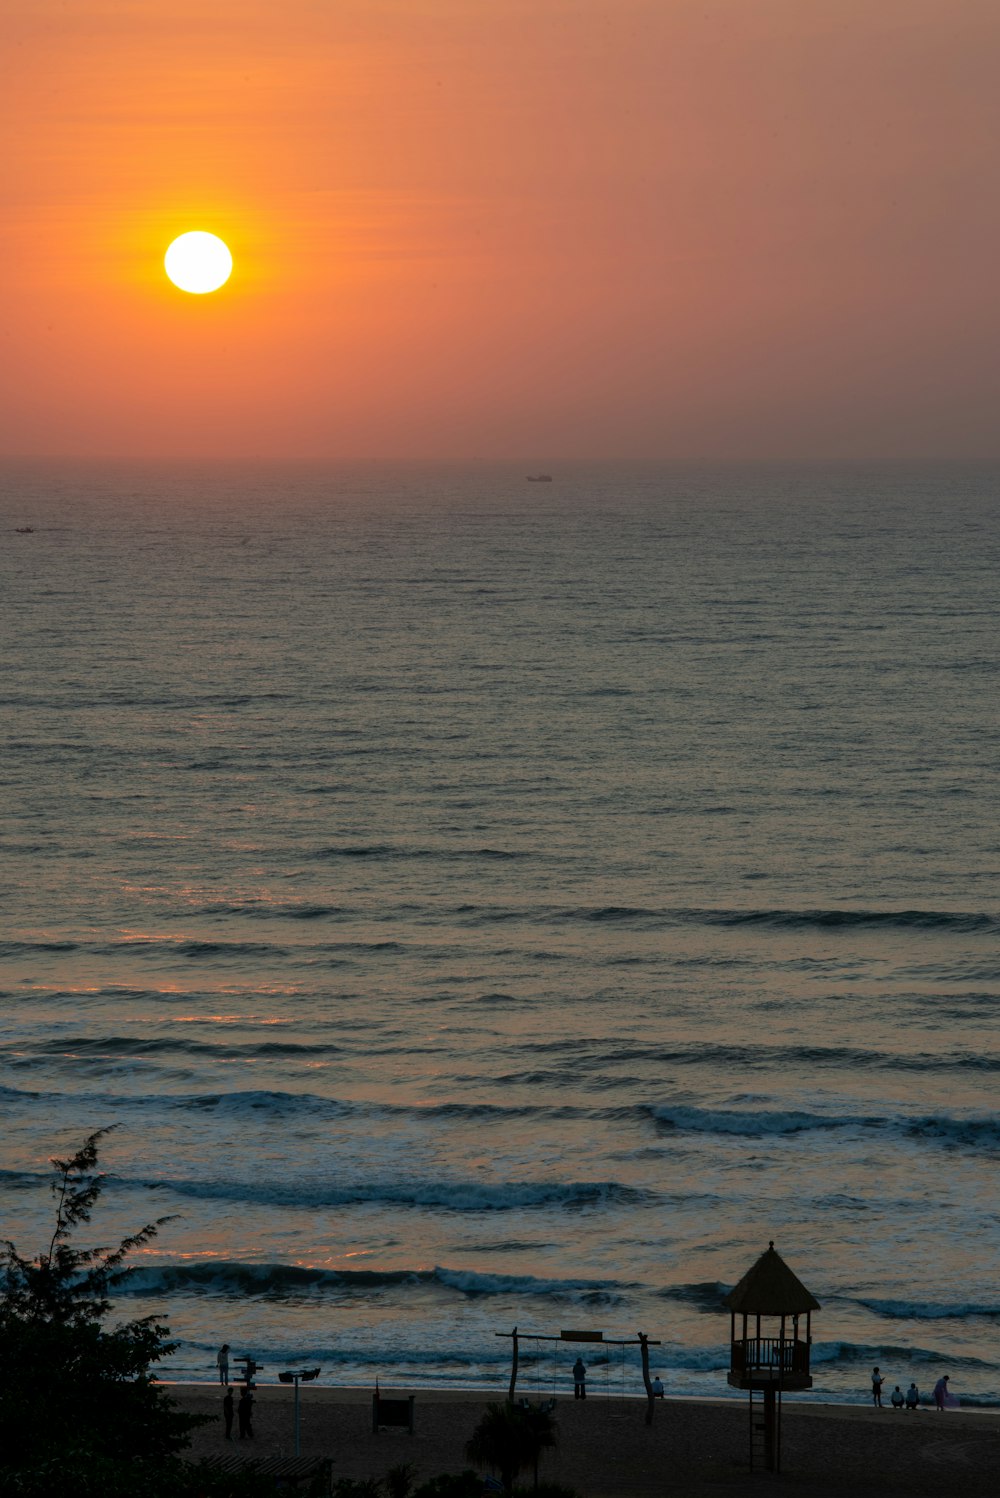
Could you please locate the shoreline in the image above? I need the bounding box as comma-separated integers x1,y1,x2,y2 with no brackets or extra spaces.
163,1379,1000,1414
171,1384,1000,1497
163,1378,999,1402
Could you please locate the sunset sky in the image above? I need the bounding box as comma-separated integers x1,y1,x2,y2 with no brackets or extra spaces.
3,0,998,463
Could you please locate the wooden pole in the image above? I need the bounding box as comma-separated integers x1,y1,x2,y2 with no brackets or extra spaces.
748,1387,754,1471
638,1332,654,1425
763,1386,776,1472
508,1326,519,1402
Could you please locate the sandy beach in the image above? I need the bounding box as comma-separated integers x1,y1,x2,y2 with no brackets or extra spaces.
172,1385,1000,1497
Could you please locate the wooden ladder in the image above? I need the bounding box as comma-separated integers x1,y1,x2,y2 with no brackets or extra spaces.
749,1387,768,1472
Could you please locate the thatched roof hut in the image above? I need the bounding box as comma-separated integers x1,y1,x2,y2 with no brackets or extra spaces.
725,1242,820,1316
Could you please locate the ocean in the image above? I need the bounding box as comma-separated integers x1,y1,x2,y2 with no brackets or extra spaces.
1,462,998,1406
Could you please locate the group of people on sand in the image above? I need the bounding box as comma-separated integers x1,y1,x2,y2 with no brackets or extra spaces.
217,1344,255,1439
221,1385,255,1440
872,1367,955,1411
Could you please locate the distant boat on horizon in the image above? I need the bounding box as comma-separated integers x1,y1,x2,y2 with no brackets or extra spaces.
526,474,553,482
14,526,34,534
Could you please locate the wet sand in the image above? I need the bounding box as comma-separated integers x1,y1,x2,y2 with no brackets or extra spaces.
172,1384,1000,1496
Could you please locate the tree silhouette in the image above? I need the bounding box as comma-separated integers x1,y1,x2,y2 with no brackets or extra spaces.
466,1402,557,1494
0,1129,273,1497
2,1127,173,1326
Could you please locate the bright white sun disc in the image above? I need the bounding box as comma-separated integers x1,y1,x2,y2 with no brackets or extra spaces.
165,232,233,294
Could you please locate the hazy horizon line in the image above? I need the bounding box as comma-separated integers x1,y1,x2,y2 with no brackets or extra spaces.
3,452,999,473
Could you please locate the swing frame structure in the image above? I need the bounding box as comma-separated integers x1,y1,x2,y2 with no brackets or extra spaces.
495,1328,663,1424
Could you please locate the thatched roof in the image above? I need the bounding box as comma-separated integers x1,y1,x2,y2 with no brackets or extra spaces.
724,1243,820,1314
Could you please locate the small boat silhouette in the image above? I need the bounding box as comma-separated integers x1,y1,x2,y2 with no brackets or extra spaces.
526,474,553,482
15,526,34,534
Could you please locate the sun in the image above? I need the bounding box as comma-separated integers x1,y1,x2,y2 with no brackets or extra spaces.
164,232,233,294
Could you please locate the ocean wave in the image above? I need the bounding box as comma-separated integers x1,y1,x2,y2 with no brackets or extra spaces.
903,1115,1000,1148
32,1036,344,1059
649,1104,1000,1149
0,1082,594,1123
181,1341,514,1372
0,1168,50,1191
687,908,999,934
130,1175,657,1213
0,938,289,960
3,1082,996,1153
655,1281,732,1312
144,1314,1000,1388
91,940,289,960
195,903,352,920
178,1089,352,1116
810,1341,999,1372
650,1103,877,1137
854,1298,1000,1322
310,845,529,862
449,904,999,934
0,940,80,955
3,936,411,965
433,1268,626,1302
11,1031,997,1081
0,1084,344,1118
120,1263,432,1297
114,1261,631,1302
612,1042,1000,1074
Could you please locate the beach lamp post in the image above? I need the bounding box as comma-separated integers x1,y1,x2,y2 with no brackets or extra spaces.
724,1242,820,1474
278,1367,321,1457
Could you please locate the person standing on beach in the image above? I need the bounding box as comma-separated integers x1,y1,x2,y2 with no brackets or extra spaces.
217,1343,230,1386
933,1375,949,1410
222,1388,234,1440
573,1357,587,1400
905,1383,919,1410
871,1367,884,1407
238,1385,254,1438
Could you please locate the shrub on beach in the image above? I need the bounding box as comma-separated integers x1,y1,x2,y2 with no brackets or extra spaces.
512,1486,580,1498
386,1463,418,1498
332,1481,386,1498
411,1474,483,1498
466,1401,558,1494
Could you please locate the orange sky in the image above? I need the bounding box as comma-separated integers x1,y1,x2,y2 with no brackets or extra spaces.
3,0,998,463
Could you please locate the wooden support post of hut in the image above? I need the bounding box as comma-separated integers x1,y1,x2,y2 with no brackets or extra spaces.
724,1242,820,1474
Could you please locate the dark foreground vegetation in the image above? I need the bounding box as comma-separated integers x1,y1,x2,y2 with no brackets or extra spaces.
0,1130,282,1498
331,1468,577,1498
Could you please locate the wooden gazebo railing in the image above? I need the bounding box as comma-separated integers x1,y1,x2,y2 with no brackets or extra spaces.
730,1335,811,1380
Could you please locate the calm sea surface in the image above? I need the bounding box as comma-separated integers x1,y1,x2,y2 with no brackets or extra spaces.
1,464,998,1405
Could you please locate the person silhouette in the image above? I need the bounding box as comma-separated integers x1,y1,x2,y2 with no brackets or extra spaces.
905,1383,919,1410
871,1367,884,1407
238,1385,254,1438
573,1357,587,1400
217,1344,230,1386
222,1388,234,1440
890,1386,904,1409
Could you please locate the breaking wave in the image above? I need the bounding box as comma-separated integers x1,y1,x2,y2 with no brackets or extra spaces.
650,1104,1000,1149
116,1261,631,1302
128,1175,656,1213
